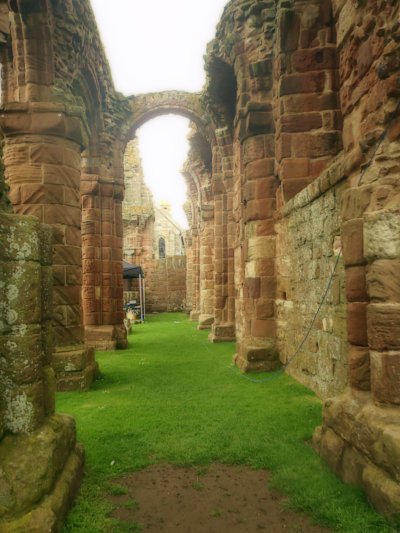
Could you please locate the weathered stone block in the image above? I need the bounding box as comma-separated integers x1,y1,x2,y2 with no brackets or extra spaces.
292,48,338,72
371,350,400,405
0,213,40,263
317,427,345,472
248,236,275,260
363,464,400,519
367,260,400,303
0,325,42,385
368,304,400,351
280,71,326,96
251,318,276,338
347,302,368,346
349,345,371,391
282,113,323,133
342,219,364,266
364,212,400,261
345,266,367,303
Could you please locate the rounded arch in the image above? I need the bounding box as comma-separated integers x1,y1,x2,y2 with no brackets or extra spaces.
122,90,214,145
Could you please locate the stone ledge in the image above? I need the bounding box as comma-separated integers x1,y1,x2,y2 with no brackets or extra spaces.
313,390,400,521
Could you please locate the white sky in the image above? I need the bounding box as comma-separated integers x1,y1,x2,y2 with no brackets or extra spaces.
90,0,228,228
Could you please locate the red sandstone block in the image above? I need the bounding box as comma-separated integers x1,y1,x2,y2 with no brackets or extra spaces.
63,147,81,170
283,92,339,114
66,266,82,286
243,136,265,163
280,71,326,96
281,158,309,179
65,116,85,145
257,178,277,199
251,318,276,338
368,304,400,351
257,259,275,277
349,345,371,391
276,134,292,160
367,260,400,303
340,186,372,223
53,244,82,267
309,158,329,178
246,111,275,135
20,183,64,205
246,158,275,179
81,195,97,209
53,286,80,306
245,199,275,222
292,48,338,73
281,178,308,201
245,277,261,299
279,10,300,52
30,143,64,165
43,165,80,188
281,113,323,133
30,112,66,136
65,226,81,246
80,180,99,195
347,302,368,346
252,219,274,236
292,132,341,158
342,219,365,267
371,350,400,405
64,187,80,207
82,208,101,222
256,299,275,319
261,276,277,298
52,266,65,286
83,273,101,287
346,266,368,303
6,163,43,185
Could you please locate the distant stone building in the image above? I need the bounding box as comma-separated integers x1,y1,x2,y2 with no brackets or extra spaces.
123,141,186,312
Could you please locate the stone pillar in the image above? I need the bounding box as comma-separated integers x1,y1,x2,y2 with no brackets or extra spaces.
189,227,201,321
234,132,279,372
1,107,96,390
197,205,215,329
0,209,84,531
210,134,236,342
82,174,127,350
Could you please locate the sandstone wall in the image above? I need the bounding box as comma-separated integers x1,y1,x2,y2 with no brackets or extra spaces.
146,256,187,313
276,158,347,398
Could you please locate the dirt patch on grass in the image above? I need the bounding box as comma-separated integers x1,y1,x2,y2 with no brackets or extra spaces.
108,463,331,532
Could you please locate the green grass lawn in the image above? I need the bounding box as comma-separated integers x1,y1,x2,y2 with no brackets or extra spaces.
58,313,396,532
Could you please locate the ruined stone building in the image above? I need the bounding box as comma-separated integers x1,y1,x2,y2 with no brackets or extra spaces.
0,0,399,529
123,140,186,312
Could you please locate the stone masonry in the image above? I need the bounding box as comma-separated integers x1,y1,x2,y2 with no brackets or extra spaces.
1,0,400,527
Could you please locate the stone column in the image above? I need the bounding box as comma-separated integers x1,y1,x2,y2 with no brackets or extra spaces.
189,227,201,321
1,107,97,390
0,184,84,531
234,132,279,372
197,205,215,329
210,134,236,342
82,174,127,350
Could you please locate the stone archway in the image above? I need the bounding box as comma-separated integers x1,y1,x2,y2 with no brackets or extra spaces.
124,90,210,140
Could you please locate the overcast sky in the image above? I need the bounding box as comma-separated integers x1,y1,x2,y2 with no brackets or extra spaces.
90,0,228,227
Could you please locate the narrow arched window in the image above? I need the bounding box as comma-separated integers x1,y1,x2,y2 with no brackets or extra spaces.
159,237,166,258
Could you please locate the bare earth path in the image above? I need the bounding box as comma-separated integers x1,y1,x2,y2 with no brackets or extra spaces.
109,463,331,532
